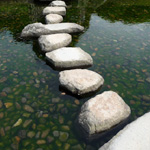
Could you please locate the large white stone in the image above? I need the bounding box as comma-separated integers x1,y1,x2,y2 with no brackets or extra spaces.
99,112,150,150
78,91,131,135
43,7,66,16
45,14,63,24
59,69,104,95
38,34,72,52
46,47,93,69
50,1,67,7
21,23,84,37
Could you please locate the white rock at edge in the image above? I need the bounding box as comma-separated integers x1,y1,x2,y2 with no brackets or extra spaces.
59,69,104,95
78,91,131,135
43,7,66,16
46,47,93,68
38,33,72,52
45,14,63,24
99,112,150,150
50,1,67,7
21,23,84,37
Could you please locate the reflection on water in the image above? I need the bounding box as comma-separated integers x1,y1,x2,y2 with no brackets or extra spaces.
0,0,150,149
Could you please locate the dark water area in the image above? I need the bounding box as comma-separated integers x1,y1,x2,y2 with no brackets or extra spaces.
0,0,150,149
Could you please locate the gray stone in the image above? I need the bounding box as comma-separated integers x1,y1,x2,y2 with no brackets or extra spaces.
24,105,34,113
46,14,63,24
46,47,93,69
47,136,54,143
38,33,72,52
13,118,22,127
23,119,32,128
99,112,150,150
41,129,50,138
146,77,150,83
23,93,31,99
78,91,131,135
37,140,46,145
2,87,11,93
59,69,104,95
18,130,26,139
52,97,60,103
43,7,66,16
0,77,7,83
11,143,18,150
142,95,150,101
27,131,35,138
21,23,84,37
50,1,67,7
59,132,69,142
53,131,59,137
21,97,27,103
15,102,21,109
35,132,41,139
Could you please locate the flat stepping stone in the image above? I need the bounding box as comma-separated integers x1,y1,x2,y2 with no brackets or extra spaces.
38,33,72,52
46,47,93,69
78,91,131,135
99,112,150,150
45,14,63,24
21,23,84,37
43,7,66,16
59,69,104,95
50,1,67,7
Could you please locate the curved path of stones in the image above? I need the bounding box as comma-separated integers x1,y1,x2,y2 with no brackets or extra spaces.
21,1,150,149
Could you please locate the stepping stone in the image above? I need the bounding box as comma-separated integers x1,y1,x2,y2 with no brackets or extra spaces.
21,23,84,37
43,7,66,16
38,33,72,52
78,91,131,135
45,14,63,24
59,69,104,95
46,47,93,69
50,1,67,7
99,112,150,150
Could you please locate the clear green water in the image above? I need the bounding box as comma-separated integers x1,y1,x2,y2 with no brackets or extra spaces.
0,0,150,149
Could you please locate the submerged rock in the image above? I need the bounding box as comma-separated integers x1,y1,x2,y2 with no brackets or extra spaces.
78,91,131,136
146,77,150,83
41,129,50,138
50,1,67,7
43,7,66,16
21,23,84,37
46,47,93,69
13,118,22,127
59,132,69,142
59,69,104,95
38,34,72,52
37,140,46,145
53,131,59,137
27,131,35,138
24,105,34,113
23,120,32,128
45,14,63,24
4,102,13,108
18,130,26,139
99,112,150,150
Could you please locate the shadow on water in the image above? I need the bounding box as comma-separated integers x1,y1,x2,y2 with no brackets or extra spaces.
59,85,103,100
74,116,131,147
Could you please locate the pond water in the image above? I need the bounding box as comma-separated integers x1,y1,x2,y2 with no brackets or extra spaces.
0,0,150,149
